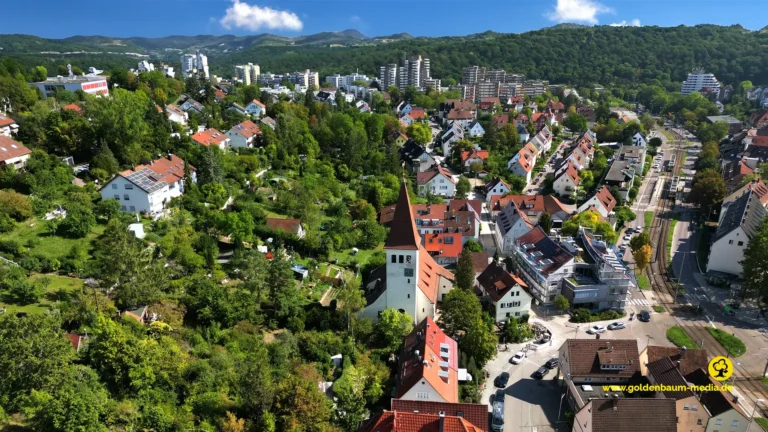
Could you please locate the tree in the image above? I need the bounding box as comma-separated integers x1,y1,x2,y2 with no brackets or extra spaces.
438,288,483,336
95,199,121,221
455,247,476,290
463,239,484,253
455,176,470,199
504,317,534,343
406,122,432,145
562,113,588,132
690,173,727,215
459,319,498,367
539,212,552,235
375,308,413,352
629,231,651,253
554,294,570,313
220,412,246,432
59,204,95,238
649,137,662,147
635,244,652,272
740,218,768,302
332,358,367,432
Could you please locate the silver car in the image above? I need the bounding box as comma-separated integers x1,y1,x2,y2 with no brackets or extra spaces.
607,321,626,330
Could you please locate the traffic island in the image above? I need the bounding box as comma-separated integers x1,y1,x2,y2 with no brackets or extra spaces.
706,327,746,357
666,325,700,349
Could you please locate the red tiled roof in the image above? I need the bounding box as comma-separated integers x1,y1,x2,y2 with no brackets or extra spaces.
214,89,226,100
644,346,709,379
547,101,565,111
423,233,462,258
470,252,489,274
360,410,484,432
390,400,488,432
191,128,228,147
266,218,303,235
0,136,32,162
166,104,185,116
230,120,262,138
416,166,455,185
397,317,459,403
563,339,640,378
516,114,529,122
595,186,616,214
248,99,266,109
492,114,509,127
447,109,474,120
489,194,567,216
418,247,455,302
120,154,194,187
409,107,426,119
476,261,528,302
447,200,482,217
61,104,82,114
460,150,489,163
555,161,580,186
385,181,421,250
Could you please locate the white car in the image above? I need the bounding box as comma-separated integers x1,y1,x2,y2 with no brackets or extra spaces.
587,325,606,334
509,352,525,364
608,321,626,330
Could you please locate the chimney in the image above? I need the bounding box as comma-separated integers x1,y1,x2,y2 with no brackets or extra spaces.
676,361,681,369
438,415,445,432
167,153,173,161
680,346,687,358
612,397,618,410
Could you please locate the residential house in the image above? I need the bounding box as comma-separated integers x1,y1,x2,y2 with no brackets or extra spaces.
260,116,276,131
547,100,565,113
165,104,188,125
192,128,230,149
707,185,768,276
483,178,511,202
639,346,709,378
618,145,646,172
510,227,577,303
706,115,743,135
632,132,647,147
400,114,415,127
226,120,262,148
409,107,426,120
646,357,710,432
477,261,532,322
439,99,476,120
395,316,459,403
529,126,553,153
423,233,463,266
553,161,580,197
560,228,632,311
401,139,437,174
179,98,204,114
467,120,485,137
362,182,455,323
445,109,475,129
392,131,408,147
0,115,18,137
0,136,32,170
360,410,485,432
461,149,490,171
576,105,596,123
244,99,266,117
398,103,412,116
100,154,195,215
417,166,456,198
572,399,677,432
748,109,768,129
62,104,82,115
494,201,534,253
686,369,750,432
492,114,509,128
121,306,149,324
604,160,635,202
441,121,465,155
517,123,530,143
559,338,641,410
489,194,570,227
507,142,538,185
577,186,617,219
65,333,88,352
443,207,480,243
266,218,305,239
389,399,488,432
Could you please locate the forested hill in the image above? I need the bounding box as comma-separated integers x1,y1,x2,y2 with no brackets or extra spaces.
214,25,768,87
1,25,767,87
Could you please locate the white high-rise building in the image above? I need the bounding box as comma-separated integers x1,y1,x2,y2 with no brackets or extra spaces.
137,61,155,73
681,70,721,97
181,50,209,80
378,55,433,91
235,63,260,85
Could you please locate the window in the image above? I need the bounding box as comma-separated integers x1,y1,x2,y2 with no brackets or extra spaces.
696,419,702,425
407,294,410,299
715,419,722,425
506,312,510,317
515,312,520,316
123,194,130,201
738,241,744,246
124,184,133,190
129,206,135,212
392,255,397,263
111,184,118,189
731,420,739,427
691,405,697,411
399,255,404,263
683,405,689,410
113,195,120,200
729,240,734,245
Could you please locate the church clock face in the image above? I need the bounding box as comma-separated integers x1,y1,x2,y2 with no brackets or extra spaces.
404,268,414,277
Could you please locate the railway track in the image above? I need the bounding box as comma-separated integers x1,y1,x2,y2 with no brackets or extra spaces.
643,135,768,416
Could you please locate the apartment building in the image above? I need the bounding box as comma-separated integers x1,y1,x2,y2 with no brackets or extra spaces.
235,63,260,85
510,227,577,303
379,55,434,91
181,50,209,79
681,70,721,97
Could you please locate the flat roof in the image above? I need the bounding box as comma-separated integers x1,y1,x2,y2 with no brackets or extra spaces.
34,75,106,84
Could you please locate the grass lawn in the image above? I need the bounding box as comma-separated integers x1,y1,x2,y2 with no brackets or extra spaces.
660,128,674,142
636,275,650,290
707,327,746,357
666,326,701,349
667,214,679,265
644,211,653,230
329,245,383,270
652,305,665,313
755,418,768,431
1,274,84,315
0,217,105,261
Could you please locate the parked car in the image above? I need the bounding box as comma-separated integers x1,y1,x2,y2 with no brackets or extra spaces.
607,321,626,330
638,310,651,322
510,352,525,364
494,389,506,404
534,366,550,379
545,358,559,369
494,372,510,388
587,325,606,334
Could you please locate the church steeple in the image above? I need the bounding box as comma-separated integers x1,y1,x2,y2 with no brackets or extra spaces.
385,179,420,250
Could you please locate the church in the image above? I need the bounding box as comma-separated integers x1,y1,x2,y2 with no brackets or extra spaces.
362,181,455,323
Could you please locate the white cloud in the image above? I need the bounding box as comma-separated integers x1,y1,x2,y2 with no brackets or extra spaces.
220,0,303,32
547,0,612,24
609,18,641,27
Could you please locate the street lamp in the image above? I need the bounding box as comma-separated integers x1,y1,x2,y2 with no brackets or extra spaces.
747,399,765,432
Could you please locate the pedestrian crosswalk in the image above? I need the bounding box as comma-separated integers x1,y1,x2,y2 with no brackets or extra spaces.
628,298,652,306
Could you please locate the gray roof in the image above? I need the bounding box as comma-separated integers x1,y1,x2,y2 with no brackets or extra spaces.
123,168,167,194
605,160,634,182
706,115,742,125
714,191,750,241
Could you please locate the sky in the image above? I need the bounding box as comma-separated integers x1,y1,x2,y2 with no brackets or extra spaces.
3,0,766,39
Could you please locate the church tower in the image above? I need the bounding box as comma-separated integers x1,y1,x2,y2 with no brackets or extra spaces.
384,181,422,321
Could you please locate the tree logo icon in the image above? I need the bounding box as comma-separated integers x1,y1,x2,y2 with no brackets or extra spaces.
708,356,733,381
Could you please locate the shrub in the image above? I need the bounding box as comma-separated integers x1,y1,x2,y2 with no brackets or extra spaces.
0,190,33,221
707,328,746,357
0,239,25,257
571,308,623,323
